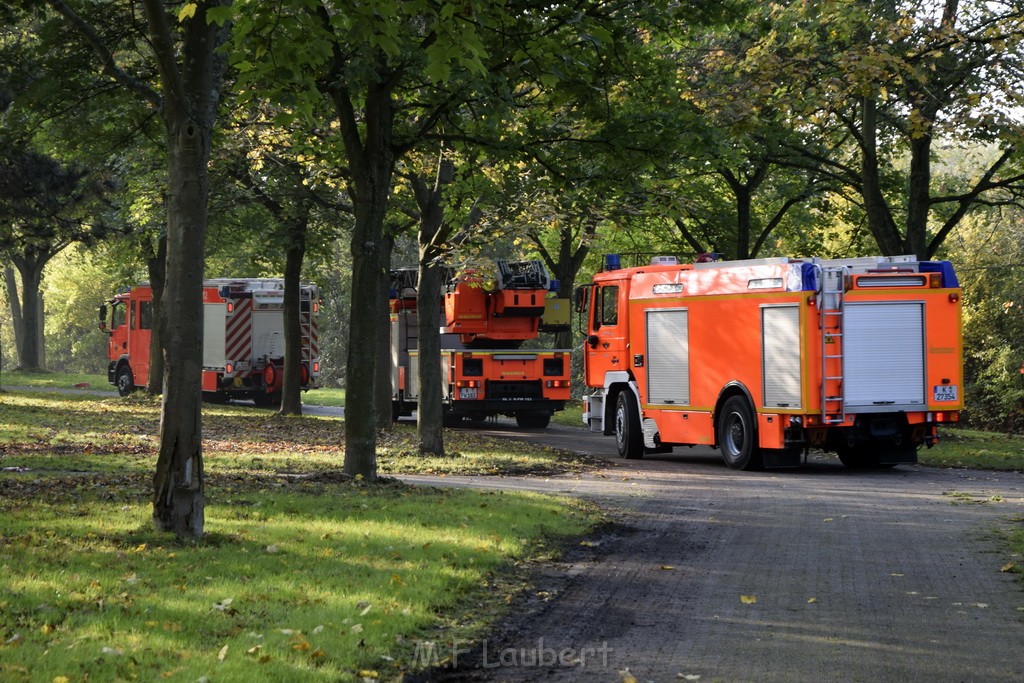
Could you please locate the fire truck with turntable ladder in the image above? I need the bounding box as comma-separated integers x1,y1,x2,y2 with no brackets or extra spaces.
577,253,963,468
389,260,571,428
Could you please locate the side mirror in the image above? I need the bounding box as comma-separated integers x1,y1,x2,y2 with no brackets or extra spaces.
572,285,591,314
98,304,107,332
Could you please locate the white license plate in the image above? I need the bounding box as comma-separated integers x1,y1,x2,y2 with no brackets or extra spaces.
933,385,958,402
458,388,478,400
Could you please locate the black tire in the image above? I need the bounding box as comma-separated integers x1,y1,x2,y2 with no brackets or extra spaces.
391,401,401,422
115,364,135,397
515,412,551,429
443,412,463,428
717,395,763,470
252,391,282,408
615,391,644,459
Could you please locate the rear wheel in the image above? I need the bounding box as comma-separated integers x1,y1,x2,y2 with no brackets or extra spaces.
515,412,551,429
253,391,281,408
615,391,644,459
115,364,135,397
717,395,762,470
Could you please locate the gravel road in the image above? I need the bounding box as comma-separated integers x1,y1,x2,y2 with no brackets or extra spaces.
405,423,1024,682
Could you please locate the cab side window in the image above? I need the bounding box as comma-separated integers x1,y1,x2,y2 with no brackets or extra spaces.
112,302,126,329
598,285,619,328
139,301,153,330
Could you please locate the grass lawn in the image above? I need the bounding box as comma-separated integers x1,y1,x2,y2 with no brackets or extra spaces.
928,426,1024,471
0,370,113,392
0,390,601,681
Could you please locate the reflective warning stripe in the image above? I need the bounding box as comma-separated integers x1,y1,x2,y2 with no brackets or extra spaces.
224,299,252,376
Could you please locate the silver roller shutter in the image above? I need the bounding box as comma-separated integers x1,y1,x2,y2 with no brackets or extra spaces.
646,309,689,405
762,305,801,408
844,302,925,408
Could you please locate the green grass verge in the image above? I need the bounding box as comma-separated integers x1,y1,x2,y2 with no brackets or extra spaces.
303,386,346,407
0,390,601,681
551,400,583,427
0,370,113,392
926,427,1024,471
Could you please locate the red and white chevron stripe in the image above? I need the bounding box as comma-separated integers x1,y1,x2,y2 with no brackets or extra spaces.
225,298,253,376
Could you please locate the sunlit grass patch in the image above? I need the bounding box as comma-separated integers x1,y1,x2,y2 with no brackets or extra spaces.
0,370,112,392
0,480,597,681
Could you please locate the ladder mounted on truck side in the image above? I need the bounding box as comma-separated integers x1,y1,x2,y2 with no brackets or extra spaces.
818,266,849,425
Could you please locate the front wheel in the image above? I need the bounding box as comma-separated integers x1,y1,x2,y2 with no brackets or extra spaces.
615,391,644,459
717,395,763,470
115,364,135,397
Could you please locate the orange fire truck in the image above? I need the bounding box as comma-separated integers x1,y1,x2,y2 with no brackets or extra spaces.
99,278,321,405
579,254,963,468
390,260,571,428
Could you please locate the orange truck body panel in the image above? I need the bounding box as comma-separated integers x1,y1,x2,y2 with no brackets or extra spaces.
102,279,321,399
582,255,962,468
390,261,570,426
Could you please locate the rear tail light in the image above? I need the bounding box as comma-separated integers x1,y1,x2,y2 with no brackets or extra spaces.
455,380,480,388
545,380,570,388
300,364,310,386
225,361,234,374
312,361,320,373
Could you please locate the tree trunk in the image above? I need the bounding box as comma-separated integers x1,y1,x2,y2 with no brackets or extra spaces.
859,95,904,255
374,232,395,432
735,186,752,260
279,220,307,416
344,198,385,478
12,255,44,371
329,74,396,480
151,115,210,538
36,291,45,371
149,0,226,539
4,266,24,367
416,259,445,455
146,234,167,395
906,135,933,260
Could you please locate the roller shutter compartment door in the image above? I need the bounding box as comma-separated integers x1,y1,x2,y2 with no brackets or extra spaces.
762,305,801,409
646,309,689,405
843,302,925,409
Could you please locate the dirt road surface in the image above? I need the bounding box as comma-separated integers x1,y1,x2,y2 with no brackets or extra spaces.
405,422,1024,682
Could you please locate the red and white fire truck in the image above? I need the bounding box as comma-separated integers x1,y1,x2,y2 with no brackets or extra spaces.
390,260,571,428
100,278,321,404
579,254,963,468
